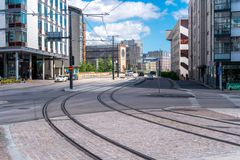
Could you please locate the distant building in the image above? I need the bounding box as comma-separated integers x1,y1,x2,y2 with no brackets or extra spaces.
86,43,126,72
122,40,143,71
144,50,171,72
166,19,189,78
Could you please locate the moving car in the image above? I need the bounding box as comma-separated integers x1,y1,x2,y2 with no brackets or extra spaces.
55,75,68,82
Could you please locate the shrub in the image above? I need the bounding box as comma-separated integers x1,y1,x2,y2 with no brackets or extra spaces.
0,79,21,85
160,71,179,80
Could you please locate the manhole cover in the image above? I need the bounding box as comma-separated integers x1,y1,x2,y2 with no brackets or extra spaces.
18,107,30,110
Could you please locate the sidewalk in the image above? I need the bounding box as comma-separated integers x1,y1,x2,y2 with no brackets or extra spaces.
0,80,55,91
0,128,9,160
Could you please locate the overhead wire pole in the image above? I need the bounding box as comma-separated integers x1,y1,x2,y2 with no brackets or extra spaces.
112,36,115,80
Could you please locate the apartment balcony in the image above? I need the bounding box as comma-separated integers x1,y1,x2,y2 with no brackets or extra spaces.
8,4,26,10
214,27,231,37
214,53,231,61
8,23,26,28
214,1,231,12
9,42,26,47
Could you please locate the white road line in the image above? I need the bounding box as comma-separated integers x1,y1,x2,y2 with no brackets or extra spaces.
220,94,240,107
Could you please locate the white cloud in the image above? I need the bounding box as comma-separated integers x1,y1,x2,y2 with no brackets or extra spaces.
165,0,176,6
87,21,150,45
172,8,188,20
69,0,163,23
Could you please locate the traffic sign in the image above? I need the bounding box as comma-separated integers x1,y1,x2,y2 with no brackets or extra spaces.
68,66,73,71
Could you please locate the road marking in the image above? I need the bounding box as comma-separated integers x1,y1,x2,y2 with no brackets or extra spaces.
186,91,201,108
220,94,240,107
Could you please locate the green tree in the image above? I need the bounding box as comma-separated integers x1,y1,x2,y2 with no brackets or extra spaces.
106,56,112,72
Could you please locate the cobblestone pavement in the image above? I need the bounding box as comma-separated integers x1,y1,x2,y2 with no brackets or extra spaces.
7,120,92,160
1,109,239,160
0,128,10,160
76,111,240,160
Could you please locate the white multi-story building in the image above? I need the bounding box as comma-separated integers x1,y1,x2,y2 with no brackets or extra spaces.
0,0,68,80
123,40,143,71
166,19,189,78
144,50,171,72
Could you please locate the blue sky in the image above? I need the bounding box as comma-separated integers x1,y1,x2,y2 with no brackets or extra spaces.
69,0,189,53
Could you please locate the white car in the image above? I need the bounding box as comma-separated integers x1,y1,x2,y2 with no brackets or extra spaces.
55,75,68,82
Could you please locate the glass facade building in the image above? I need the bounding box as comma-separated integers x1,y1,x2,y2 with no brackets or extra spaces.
0,0,68,79
214,0,240,86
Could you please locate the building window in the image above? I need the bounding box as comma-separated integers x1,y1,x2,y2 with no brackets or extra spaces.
55,0,58,9
55,41,58,53
44,37,48,51
214,0,231,11
50,10,53,21
38,20,42,33
232,37,240,52
44,6,48,18
44,21,48,33
55,13,58,24
214,37,231,54
232,12,240,28
214,11,230,35
7,11,27,27
7,31,27,46
38,36,42,50
38,2,42,15
60,0,62,11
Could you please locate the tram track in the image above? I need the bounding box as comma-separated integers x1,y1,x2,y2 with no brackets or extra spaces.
42,78,156,160
96,80,240,148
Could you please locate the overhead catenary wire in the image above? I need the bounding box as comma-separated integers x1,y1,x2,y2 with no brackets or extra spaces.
107,1,125,14
82,1,93,11
102,16,108,36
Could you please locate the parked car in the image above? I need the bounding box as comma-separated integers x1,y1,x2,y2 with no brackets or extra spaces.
0,76,2,81
55,75,68,82
149,71,157,78
138,71,144,77
226,82,240,90
125,70,134,77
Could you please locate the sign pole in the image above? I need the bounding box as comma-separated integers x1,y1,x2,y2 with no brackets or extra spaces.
219,62,222,91
69,9,73,89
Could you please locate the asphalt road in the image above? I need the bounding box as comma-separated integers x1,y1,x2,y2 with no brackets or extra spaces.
0,78,238,125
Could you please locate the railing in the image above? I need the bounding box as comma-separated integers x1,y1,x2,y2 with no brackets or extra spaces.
214,1,231,11
9,23,26,28
9,42,26,47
